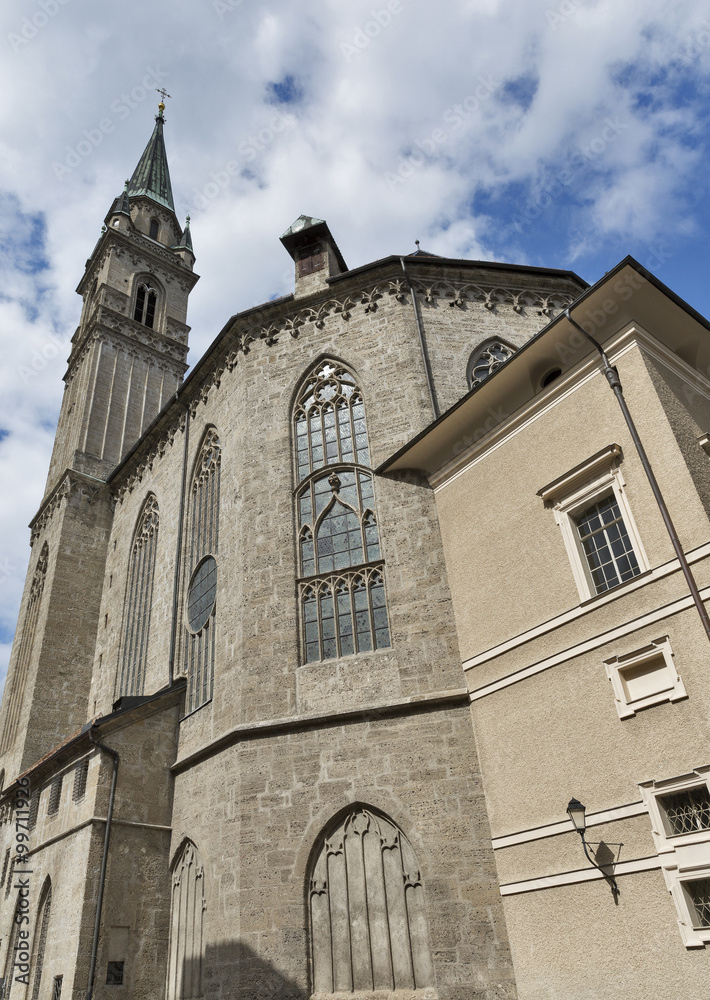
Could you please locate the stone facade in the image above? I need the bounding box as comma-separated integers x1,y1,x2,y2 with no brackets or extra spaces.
0,119,593,999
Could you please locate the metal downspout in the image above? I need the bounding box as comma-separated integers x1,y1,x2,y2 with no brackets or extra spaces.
86,730,119,1000
400,258,440,420
168,402,191,686
564,308,710,645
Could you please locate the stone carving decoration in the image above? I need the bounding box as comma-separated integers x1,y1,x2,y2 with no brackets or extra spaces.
167,841,205,1000
309,807,435,994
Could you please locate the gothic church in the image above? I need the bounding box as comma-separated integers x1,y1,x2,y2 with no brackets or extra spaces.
3,104,708,1000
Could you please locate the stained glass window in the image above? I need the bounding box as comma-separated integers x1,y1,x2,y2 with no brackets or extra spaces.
467,341,515,388
294,363,390,663
119,495,159,698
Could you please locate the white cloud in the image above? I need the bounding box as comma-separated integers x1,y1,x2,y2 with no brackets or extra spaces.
0,0,709,695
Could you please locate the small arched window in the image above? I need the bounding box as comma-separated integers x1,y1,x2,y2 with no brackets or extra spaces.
309,806,434,993
184,430,221,714
294,362,390,663
149,218,160,240
133,281,158,329
467,340,516,388
119,495,159,698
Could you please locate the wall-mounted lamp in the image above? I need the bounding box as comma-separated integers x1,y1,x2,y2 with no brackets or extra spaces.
566,797,620,900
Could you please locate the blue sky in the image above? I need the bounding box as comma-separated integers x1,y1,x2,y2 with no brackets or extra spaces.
0,0,709,687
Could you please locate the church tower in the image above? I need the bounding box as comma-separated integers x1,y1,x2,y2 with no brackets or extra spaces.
45,100,198,492
0,103,198,774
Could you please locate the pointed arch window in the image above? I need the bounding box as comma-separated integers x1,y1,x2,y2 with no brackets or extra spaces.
467,340,515,388
119,495,159,698
184,430,221,714
133,281,158,329
0,543,49,754
167,841,205,1000
309,806,434,994
294,363,390,663
149,218,160,241
30,880,52,1000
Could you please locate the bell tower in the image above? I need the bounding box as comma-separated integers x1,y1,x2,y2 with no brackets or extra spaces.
0,103,198,773
45,100,199,494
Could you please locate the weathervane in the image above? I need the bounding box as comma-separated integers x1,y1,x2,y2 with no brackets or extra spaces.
156,88,172,119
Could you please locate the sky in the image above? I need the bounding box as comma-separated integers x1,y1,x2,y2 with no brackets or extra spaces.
1,0,710,689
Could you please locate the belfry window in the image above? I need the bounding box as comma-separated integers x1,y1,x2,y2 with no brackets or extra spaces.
119,495,159,698
184,429,221,714
149,218,160,240
294,362,390,663
467,340,515,388
133,283,157,329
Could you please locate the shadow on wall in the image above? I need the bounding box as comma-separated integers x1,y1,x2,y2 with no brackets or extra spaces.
197,939,308,1000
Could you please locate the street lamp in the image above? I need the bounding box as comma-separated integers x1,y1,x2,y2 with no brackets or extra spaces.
566,797,619,899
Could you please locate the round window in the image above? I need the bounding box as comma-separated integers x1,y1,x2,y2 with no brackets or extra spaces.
187,556,217,633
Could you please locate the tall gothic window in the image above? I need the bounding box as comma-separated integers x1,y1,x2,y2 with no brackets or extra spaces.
467,340,515,388
294,362,390,663
119,495,159,698
133,281,158,329
0,544,49,754
30,880,52,1000
309,806,434,994
167,841,205,1000
184,430,220,714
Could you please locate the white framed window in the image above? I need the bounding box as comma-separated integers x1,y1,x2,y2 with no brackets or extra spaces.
537,444,649,602
640,767,710,948
604,635,687,719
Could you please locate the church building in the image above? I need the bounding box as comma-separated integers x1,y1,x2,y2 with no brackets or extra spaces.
0,104,708,1000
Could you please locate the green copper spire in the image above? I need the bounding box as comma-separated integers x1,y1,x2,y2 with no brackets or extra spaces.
127,104,175,212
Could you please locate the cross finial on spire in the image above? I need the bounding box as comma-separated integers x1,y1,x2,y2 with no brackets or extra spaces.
156,88,172,119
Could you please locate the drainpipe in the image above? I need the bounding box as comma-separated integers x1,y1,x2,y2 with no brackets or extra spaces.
86,729,119,1000
400,258,439,420
168,402,191,686
564,308,710,645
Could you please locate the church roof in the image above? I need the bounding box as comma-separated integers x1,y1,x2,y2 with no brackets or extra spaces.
280,215,325,239
128,112,175,212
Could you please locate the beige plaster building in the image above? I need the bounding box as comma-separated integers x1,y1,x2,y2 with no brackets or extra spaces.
383,260,710,998
1,107,707,1000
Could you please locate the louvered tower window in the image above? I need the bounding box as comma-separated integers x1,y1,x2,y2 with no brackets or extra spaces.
119,495,159,697
184,430,221,714
0,544,49,753
294,362,390,663
134,282,157,328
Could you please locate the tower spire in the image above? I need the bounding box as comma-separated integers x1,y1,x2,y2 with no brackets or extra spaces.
127,96,175,212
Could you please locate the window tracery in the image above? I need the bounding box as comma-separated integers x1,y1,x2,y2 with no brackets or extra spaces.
0,543,49,754
133,280,158,329
467,340,515,388
30,880,52,1000
294,364,390,663
167,841,205,1000
119,495,159,698
308,806,434,994
184,430,221,713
